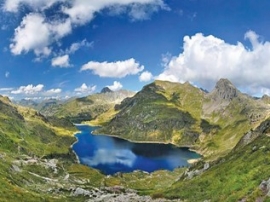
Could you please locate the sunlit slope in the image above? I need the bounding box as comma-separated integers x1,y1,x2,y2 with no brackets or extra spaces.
1,95,184,201
40,90,134,123
98,80,205,145
158,118,270,201
98,79,270,158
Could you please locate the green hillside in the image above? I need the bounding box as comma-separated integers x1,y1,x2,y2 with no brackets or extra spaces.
1,79,270,201
156,118,270,201
38,90,134,123
0,94,182,201
97,79,270,159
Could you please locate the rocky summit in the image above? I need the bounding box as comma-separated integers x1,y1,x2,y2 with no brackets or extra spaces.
209,78,239,101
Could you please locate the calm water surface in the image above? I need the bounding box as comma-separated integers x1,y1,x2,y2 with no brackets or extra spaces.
72,125,200,175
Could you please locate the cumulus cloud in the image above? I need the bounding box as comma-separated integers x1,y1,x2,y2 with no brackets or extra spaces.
11,84,44,94
107,81,123,91
74,83,96,95
80,58,144,78
5,0,168,56
139,71,153,82
10,13,50,55
10,13,71,56
157,31,270,95
51,55,71,68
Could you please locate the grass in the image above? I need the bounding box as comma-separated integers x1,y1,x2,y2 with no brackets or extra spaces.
157,133,270,201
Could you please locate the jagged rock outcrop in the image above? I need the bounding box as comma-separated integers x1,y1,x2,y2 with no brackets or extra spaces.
211,78,239,101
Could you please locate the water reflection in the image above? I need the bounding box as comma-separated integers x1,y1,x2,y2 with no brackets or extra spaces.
72,125,200,175
82,149,136,167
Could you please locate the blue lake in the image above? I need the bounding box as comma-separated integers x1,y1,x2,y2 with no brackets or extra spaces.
72,125,201,175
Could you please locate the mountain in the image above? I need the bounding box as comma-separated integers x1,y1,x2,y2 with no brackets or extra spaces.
97,79,270,158
0,94,189,201
16,98,67,117
1,80,270,201
100,87,113,93
37,90,135,123
98,80,204,146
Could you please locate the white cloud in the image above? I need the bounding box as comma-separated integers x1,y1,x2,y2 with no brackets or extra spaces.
6,0,167,56
10,13,51,55
10,13,71,56
62,0,168,24
139,71,153,82
11,84,44,94
74,83,96,94
46,88,62,94
157,31,270,96
107,81,123,91
108,1,170,21
51,54,71,68
128,1,170,21
66,39,93,54
3,0,63,12
80,58,144,78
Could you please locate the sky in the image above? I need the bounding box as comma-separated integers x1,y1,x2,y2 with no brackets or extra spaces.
1,0,270,100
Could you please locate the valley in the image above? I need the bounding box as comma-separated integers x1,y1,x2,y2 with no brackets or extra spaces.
1,79,270,201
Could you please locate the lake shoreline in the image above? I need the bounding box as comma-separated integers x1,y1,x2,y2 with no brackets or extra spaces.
70,126,83,164
88,124,204,157
73,123,202,165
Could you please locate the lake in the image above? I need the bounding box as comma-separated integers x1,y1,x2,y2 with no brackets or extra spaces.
72,124,201,175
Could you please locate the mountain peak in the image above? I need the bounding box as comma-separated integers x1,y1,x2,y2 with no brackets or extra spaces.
100,87,113,93
211,78,238,101
216,78,234,88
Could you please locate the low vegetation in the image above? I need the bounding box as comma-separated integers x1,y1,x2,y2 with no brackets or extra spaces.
1,79,270,201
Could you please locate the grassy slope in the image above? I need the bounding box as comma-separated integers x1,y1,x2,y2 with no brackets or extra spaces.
155,119,270,201
98,81,204,146
39,90,134,123
0,96,184,201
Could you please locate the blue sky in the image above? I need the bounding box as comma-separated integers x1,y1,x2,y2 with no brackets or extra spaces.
1,0,270,100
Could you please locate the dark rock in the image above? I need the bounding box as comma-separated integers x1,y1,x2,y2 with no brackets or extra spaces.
101,87,113,93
